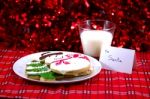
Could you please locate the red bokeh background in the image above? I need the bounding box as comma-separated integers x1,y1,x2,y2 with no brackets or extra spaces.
0,0,149,52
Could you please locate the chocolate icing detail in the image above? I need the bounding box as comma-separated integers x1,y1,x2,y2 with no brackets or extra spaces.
41,52,51,56
39,52,63,60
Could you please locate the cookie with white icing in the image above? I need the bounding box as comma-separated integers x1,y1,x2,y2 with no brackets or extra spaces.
45,53,92,76
26,52,93,81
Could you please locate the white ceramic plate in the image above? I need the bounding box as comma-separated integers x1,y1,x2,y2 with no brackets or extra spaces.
13,51,102,84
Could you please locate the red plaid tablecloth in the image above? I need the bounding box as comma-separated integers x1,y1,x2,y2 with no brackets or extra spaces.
0,49,149,99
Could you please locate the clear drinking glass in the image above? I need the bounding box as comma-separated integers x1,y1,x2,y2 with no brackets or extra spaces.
78,20,116,58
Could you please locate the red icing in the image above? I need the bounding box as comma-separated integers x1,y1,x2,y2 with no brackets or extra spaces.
79,56,90,61
73,54,79,58
52,53,90,66
55,60,70,65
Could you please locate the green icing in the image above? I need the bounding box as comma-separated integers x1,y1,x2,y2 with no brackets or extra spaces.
26,61,50,75
27,62,43,67
26,67,49,72
26,60,59,80
40,72,56,79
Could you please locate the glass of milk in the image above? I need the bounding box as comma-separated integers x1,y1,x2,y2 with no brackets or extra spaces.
78,20,116,57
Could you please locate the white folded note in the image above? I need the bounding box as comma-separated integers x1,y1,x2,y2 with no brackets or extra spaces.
99,46,135,74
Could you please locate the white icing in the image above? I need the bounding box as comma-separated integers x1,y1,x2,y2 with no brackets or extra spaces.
45,55,57,64
51,57,90,74
26,69,51,75
26,65,47,70
45,53,68,64
26,61,40,65
44,53,91,74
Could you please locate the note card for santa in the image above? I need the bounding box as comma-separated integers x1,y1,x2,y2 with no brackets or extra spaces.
99,46,135,74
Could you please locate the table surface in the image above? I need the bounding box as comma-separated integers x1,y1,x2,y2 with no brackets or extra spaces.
0,49,149,99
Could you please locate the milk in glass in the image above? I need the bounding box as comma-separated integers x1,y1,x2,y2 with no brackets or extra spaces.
80,30,113,57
